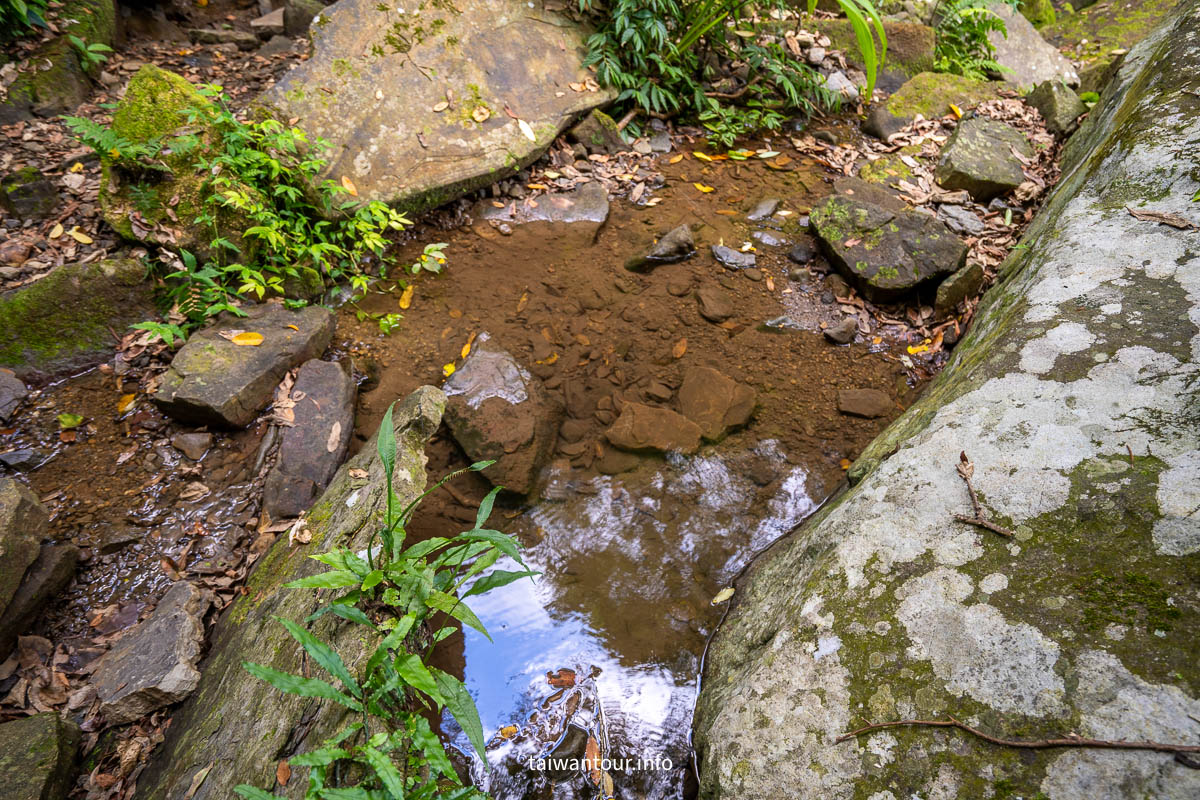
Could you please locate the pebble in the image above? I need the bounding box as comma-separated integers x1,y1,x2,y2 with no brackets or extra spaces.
746,198,780,221
824,316,858,344
171,432,213,461
787,241,815,264
751,231,785,247
743,268,763,282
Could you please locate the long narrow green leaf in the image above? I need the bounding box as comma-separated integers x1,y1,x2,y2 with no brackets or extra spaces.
376,402,397,482
285,569,361,589
394,652,446,706
361,746,406,799
474,486,501,529
276,617,361,698
242,662,362,711
458,529,527,568
427,591,489,639
289,746,352,767
842,4,878,98
234,786,276,800
365,613,416,675
432,667,487,762
464,569,540,599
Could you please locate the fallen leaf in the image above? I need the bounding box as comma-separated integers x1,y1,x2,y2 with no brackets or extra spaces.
1126,207,1197,230
498,725,518,740
756,150,781,159
276,760,291,787
348,468,369,480
432,100,449,112
840,458,852,470
341,176,358,196
375,89,384,100
231,331,264,346
949,103,963,119
672,337,687,358
48,222,63,239
326,421,342,453
711,586,735,605
398,284,414,309
766,275,775,291
461,331,476,359
668,153,684,164
67,226,93,244
518,118,536,142
286,324,299,331
693,183,714,193
69,161,84,173
471,106,490,123
585,736,602,784
182,762,215,800
117,393,136,414
57,413,83,430
715,209,738,216
693,151,713,162
443,362,456,378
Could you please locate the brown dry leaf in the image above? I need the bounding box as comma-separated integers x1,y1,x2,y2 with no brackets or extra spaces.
276,760,291,786
1126,207,1197,230
766,275,775,291
182,762,215,800
348,468,369,480
288,517,312,546
585,736,602,785
672,337,687,359
668,153,684,164
546,668,576,687
326,421,342,453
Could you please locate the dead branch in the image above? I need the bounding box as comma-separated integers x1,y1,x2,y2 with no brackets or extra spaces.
952,451,1015,537
836,717,1200,756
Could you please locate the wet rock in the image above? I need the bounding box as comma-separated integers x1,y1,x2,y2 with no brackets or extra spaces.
0,478,48,616
787,241,815,264
0,544,78,657
568,109,627,155
605,403,702,454
750,231,785,247
250,7,285,37
935,261,986,315
626,224,695,271
886,71,1001,119
746,198,780,221
0,449,46,471
153,304,335,429
0,167,58,220
171,432,213,461
1027,79,1087,136
261,0,614,211
809,189,967,302
935,117,1032,201
648,129,672,153
645,380,673,402
712,245,756,270
96,524,141,555
696,285,734,323
678,366,756,442
836,387,892,418
988,2,1079,89
0,369,27,423
862,104,909,141
936,203,985,235
743,268,763,282
444,333,561,495
824,316,858,344
91,581,212,725
475,182,609,243
284,0,324,35
595,445,642,475
263,359,357,518
189,28,259,50
0,713,80,800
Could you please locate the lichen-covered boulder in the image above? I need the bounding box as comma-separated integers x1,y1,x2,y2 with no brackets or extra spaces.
935,117,1032,201
0,713,80,800
258,0,616,212
0,167,59,220
1042,0,1175,94
135,386,444,800
694,5,1200,798
988,2,1080,89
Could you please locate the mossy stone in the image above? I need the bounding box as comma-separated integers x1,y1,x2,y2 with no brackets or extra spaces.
0,713,81,800
567,108,626,155
1020,0,1057,27
0,166,59,220
885,71,1001,119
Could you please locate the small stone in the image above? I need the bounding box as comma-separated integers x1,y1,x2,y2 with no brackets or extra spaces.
788,267,808,282
837,388,893,419
823,71,858,100
567,108,627,155
628,224,694,271
632,139,653,155
936,204,985,236
188,28,260,50
824,316,858,344
812,129,839,146
696,285,734,323
712,244,755,270
743,268,764,282
935,116,1032,201
171,432,213,461
862,104,910,141
1026,80,1087,136
788,241,815,264
258,33,294,57
595,446,642,475
0,448,45,471
678,366,756,441
0,238,31,266
666,277,692,297
751,231,785,247
0,713,80,800
648,130,672,153
746,198,780,221
0,369,27,423
250,7,286,37
807,46,826,65
0,167,58,220
826,273,853,300
935,262,986,315
645,380,673,402
604,403,702,454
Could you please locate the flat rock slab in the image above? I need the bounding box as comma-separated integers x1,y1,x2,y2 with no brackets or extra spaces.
0,713,80,800
0,478,48,615
989,3,1079,90
0,543,78,657
263,359,356,518
444,332,560,495
605,402,702,454
153,304,334,428
836,387,893,418
935,116,1032,201
0,368,27,423
259,0,616,212
809,192,967,302
678,366,756,441
712,245,756,270
474,181,609,243
91,581,211,725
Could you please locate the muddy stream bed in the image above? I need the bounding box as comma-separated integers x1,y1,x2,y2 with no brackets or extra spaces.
4,144,940,799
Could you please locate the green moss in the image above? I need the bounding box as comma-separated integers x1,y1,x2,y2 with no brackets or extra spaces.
110,64,208,145
1043,0,1177,69
61,0,118,46
1020,0,1057,28
886,72,1001,119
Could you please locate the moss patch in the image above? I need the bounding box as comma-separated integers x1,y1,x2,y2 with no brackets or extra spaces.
1042,0,1177,68
886,72,1002,119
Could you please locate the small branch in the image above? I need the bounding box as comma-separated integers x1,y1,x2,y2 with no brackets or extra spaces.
615,109,638,131
836,717,1200,756
954,513,1014,538
952,451,1015,537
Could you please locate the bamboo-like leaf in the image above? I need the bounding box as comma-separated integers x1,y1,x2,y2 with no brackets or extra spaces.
427,590,489,638
432,667,487,762
289,746,352,767
377,401,397,483
234,786,276,800
394,653,445,706
458,529,527,568
361,746,405,799
474,486,501,529
242,662,362,711
464,569,540,599
285,569,361,589
276,617,361,697
365,613,416,675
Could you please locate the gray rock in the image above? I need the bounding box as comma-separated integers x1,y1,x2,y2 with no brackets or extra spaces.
936,203,986,235
0,369,26,423
1027,79,1087,136
152,304,335,429
648,130,672,153
0,449,45,471
807,46,826,65
261,0,615,212
444,333,561,495
809,188,967,302
824,315,858,344
862,104,909,140
0,713,80,800
605,403,701,454
188,28,260,50
627,224,695,272
474,181,609,243
568,109,627,155
678,366,756,441
0,478,47,616
696,285,734,323
250,7,285,37
0,544,78,657
712,245,756,270
746,198,780,221
823,70,858,100
988,3,1079,89
935,261,986,314
91,581,212,725
262,359,356,518
836,387,892,418
258,33,294,57
751,231,785,247
171,432,213,461
787,241,815,264
283,0,324,35
0,167,58,220
935,116,1032,201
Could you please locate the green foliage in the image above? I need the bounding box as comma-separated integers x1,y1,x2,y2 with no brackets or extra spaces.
809,0,888,97
933,0,1017,80
411,242,448,275
68,34,113,71
578,0,880,147
131,320,188,348
0,0,46,38
61,114,163,167
235,404,537,800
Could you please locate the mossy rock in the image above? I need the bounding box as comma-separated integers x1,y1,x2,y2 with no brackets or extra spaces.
885,71,1002,119
0,713,81,800
817,19,935,78
1020,0,1057,27
1042,0,1178,85
0,259,155,381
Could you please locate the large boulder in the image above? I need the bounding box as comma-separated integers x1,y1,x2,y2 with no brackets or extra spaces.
135,387,445,800
678,366,756,442
988,2,1080,89
262,358,357,518
443,332,561,495
0,713,80,800
817,19,935,78
0,259,155,381
695,5,1200,798
0,478,47,616
152,304,335,428
259,0,616,212
935,117,1032,201
0,544,79,658
1041,0,1175,94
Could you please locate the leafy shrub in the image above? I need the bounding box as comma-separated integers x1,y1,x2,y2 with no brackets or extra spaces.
1,0,47,38
234,403,537,800
577,0,885,147
933,0,1017,80
68,34,113,72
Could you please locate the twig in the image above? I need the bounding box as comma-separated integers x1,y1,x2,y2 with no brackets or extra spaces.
615,109,638,131
952,451,1014,537
836,717,1200,756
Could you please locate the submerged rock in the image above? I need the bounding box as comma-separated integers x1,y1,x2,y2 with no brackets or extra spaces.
0,713,80,800
260,0,615,212
678,366,756,442
1027,79,1087,136
824,315,858,344
988,2,1080,89
712,244,756,270
444,333,561,495
170,432,213,461
626,224,695,272
0,369,27,423
696,284,735,323
746,198,780,221
152,304,335,428
836,387,892,418
91,581,212,725
861,104,909,141
262,358,356,518
475,181,609,243
935,117,1032,201
605,403,702,454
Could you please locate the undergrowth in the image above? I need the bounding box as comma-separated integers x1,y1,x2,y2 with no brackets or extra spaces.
1,0,46,39
933,0,1017,80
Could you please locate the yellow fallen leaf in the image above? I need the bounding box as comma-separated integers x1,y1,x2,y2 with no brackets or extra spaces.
668,153,684,164
535,352,558,365
67,226,93,244
442,362,456,378
711,587,735,605
232,332,264,346
48,223,64,239
461,333,475,360
499,725,518,740
672,337,687,358
949,103,963,119
471,106,490,123
117,393,136,414
69,162,84,173
109,147,121,159
693,183,714,193
398,284,414,310
526,183,548,190
432,100,449,112
341,176,358,196
907,344,930,355
840,458,852,470
715,209,738,216
693,151,713,162
518,119,536,142
286,324,299,331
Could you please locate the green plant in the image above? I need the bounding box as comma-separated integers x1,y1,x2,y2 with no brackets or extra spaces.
61,114,164,166
411,242,448,275
378,312,403,335
235,404,537,800
131,320,188,348
809,0,887,98
578,0,883,147
1,0,46,38
68,34,113,72
932,0,1016,80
